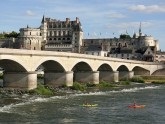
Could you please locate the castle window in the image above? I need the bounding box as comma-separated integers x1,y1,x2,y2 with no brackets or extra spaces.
30,32,31,35
63,31,65,36
54,38,56,40
67,38,70,40
148,51,150,54
91,40,93,44
122,54,124,57
58,31,61,36
49,38,52,40
50,31,52,36
124,43,127,47
118,43,122,47
54,31,56,36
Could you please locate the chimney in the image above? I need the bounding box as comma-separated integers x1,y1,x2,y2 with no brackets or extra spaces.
66,18,70,24
76,17,79,24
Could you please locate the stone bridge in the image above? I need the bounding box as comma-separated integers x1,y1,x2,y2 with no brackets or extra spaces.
0,48,165,90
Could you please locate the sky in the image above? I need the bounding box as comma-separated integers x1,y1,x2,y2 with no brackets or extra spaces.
0,0,165,50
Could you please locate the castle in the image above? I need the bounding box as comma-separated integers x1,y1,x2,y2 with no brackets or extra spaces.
18,16,83,53
0,16,161,62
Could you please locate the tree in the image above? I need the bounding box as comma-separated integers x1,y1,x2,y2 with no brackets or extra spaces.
120,34,131,39
4,31,19,38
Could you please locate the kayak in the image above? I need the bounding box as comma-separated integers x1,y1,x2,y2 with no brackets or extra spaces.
81,104,98,107
128,104,145,108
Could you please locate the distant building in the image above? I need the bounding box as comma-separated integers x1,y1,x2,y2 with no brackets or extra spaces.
155,51,165,62
82,25,159,61
18,25,42,50
42,16,83,53
17,16,83,53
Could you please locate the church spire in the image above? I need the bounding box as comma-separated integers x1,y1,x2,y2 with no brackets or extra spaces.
41,15,45,23
139,22,142,36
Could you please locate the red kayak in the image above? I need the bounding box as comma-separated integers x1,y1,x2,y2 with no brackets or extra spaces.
128,104,145,108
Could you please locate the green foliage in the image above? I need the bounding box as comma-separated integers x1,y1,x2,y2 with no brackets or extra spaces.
98,81,114,88
120,34,131,39
0,73,3,79
0,33,5,39
130,76,145,83
37,74,44,79
29,84,53,95
142,76,165,80
151,81,165,84
4,31,19,38
86,82,96,87
0,31,19,39
70,82,87,91
120,81,130,85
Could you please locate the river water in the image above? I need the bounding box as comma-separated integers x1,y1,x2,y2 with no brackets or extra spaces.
0,83,165,124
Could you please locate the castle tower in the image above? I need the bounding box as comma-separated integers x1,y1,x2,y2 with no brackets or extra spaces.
41,15,47,46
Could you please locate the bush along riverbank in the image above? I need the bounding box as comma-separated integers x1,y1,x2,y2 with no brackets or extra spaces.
141,75,165,84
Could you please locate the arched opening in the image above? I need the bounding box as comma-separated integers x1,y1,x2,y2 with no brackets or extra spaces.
71,62,93,83
132,66,150,76
98,64,113,82
35,60,65,87
72,62,92,72
0,59,27,87
117,65,129,80
152,69,165,75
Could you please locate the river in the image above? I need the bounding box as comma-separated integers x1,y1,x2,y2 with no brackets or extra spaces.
0,83,165,124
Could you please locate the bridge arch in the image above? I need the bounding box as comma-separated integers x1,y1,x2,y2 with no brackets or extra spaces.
35,60,66,72
0,59,27,72
117,65,130,80
132,66,150,76
97,63,114,82
71,61,93,72
151,69,165,75
71,61,94,83
97,63,113,71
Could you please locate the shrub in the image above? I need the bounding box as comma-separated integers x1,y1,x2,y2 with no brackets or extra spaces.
70,82,87,91
120,81,130,85
151,81,165,84
130,76,145,83
29,84,53,95
98,81,114,88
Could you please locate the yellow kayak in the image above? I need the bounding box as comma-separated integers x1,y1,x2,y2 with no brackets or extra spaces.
81,104,98,107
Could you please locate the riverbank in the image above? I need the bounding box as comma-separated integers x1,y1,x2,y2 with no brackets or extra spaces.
141,75,165,84
0,76,165,96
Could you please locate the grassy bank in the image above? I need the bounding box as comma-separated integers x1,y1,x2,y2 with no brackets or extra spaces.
141,75,165,84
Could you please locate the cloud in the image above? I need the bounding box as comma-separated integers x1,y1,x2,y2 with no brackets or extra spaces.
107,12,126,19
107,21,153,29
26,10,35,16
129,5,165,13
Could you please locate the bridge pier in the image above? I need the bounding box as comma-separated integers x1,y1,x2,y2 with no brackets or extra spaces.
3,72,37,90
99,71,119,82
74,71,99,84
44,71,73,87
119,71,134,80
